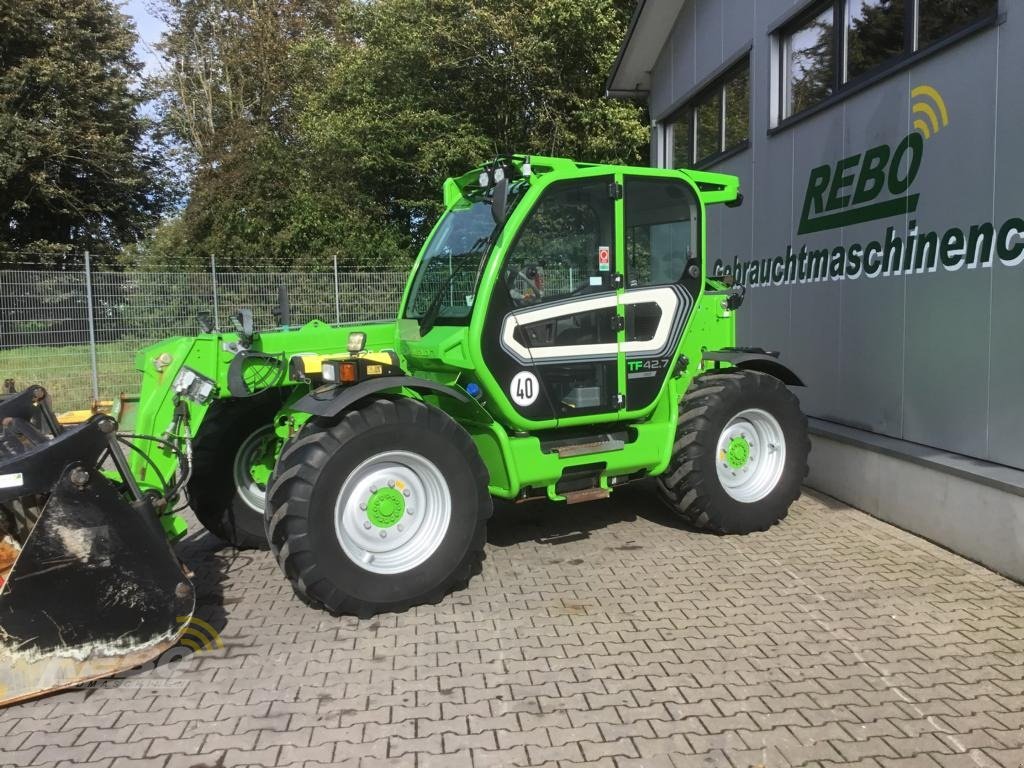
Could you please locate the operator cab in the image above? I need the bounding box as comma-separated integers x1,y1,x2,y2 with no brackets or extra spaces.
401,156,708,431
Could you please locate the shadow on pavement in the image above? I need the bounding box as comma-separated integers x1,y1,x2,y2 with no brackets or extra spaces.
173,526,239,644
486,478,704,549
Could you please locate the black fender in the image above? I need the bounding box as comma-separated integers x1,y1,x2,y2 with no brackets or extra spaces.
292,376,471,418
702,347,804,386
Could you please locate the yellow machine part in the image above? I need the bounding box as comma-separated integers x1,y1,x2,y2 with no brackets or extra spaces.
56,401,113,427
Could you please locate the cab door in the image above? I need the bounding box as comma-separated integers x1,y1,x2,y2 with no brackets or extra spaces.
619,174,702,412
480,174,624,425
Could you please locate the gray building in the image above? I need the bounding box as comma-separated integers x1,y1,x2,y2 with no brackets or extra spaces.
608,0,1024,580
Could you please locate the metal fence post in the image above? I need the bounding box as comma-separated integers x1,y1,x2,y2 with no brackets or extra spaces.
210,255,220,329
333,255,341,324
83,252,100,402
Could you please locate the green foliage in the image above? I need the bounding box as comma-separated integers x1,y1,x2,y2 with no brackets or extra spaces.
142,0,647,269
0,0,172,259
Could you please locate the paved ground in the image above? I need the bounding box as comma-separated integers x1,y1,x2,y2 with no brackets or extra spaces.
2,485,1024,768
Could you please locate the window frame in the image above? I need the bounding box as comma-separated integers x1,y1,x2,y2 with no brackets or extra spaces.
772,0,1000,129
667,56,751,170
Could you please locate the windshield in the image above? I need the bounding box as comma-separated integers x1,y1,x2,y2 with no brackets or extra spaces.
404,186,522,325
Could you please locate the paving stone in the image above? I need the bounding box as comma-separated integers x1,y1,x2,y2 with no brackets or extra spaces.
4,493,1024,768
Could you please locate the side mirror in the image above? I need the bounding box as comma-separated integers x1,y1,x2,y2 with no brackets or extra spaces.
725,283,746,310
490,177,508,226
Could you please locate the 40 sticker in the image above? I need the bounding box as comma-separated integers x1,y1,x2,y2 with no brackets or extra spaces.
510,371,539,406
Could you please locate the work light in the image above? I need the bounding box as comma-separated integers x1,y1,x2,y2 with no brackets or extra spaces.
347,332,366,353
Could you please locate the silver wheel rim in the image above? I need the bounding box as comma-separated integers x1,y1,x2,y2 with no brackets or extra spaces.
232,425,276,514
715,408,787,503
335,450,451,575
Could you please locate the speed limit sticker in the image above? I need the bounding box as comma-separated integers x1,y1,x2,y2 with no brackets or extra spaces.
510,371,539,406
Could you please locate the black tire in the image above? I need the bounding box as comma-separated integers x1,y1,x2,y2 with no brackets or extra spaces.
265,397,491,618
188,395,283,549
657,370,809,534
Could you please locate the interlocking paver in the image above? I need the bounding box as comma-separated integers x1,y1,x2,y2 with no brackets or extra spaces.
3,489,1024,767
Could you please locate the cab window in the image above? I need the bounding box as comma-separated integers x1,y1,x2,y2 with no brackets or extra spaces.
624,177,700,288
503,177,615,306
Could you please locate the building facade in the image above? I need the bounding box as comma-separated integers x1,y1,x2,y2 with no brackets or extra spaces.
608,0,1024,580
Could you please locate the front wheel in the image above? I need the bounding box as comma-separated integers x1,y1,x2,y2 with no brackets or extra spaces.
188,396,283,549
657,370,809,533
265,398,491,617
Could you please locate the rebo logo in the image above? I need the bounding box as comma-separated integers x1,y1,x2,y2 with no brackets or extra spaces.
797,85,948,235
713,84,1024,287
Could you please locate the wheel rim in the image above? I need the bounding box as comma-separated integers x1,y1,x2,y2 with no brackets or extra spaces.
232,425,278,514
715,408,787,503
335,450,451,575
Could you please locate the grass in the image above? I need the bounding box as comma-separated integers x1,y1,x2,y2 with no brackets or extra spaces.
0,340,143,409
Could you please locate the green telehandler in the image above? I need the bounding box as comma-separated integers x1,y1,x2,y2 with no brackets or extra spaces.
0,155,808,704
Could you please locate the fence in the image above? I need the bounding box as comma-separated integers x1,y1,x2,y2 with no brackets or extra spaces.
0,255,409,408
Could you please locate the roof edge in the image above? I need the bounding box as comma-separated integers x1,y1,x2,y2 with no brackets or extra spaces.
605,0,650,98
605,0,686,99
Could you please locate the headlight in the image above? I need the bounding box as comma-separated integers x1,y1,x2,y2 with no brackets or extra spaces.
321,363,337,383
172,367,216,404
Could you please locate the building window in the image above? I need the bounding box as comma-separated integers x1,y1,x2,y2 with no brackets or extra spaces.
672,109,692,167
669,59,750,168
846,0,906,81
777,0,997,122
694,89,723,164
918,0,997,50
724,65,751,149
783,4,835,119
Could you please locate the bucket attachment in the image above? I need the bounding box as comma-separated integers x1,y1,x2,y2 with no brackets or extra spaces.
0,387,195,706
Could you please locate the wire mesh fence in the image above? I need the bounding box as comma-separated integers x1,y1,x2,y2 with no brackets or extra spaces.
0,255,409,408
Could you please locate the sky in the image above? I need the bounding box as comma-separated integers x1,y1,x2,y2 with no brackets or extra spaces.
121,0,166,76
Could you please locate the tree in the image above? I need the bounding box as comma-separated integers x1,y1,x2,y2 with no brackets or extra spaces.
144,0,647,270
298,0,648,252
141,0,369,268
0,0,172,259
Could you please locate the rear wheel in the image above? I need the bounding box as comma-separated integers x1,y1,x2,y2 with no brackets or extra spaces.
266,398,491,617
188,396,283,549
657,370,809,533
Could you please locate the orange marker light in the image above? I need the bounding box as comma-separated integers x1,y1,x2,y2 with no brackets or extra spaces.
339,361,359,383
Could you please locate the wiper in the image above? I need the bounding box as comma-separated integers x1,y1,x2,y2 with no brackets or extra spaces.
418,237,491,335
